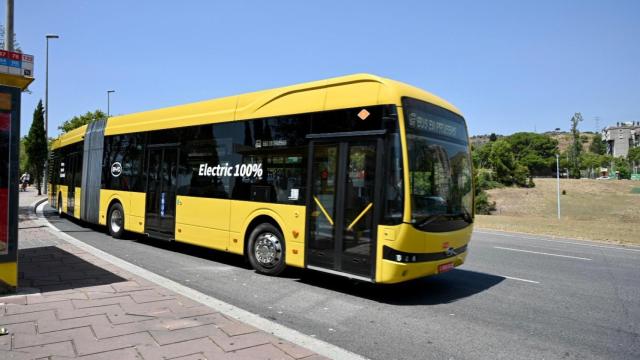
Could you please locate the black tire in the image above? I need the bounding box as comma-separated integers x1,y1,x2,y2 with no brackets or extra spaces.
247,223,286,276
107,202,125,239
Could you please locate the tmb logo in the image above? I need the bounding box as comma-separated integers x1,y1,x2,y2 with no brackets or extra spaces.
111,162,122,177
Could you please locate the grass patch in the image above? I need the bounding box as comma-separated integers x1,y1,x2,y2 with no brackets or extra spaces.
475,178,640,245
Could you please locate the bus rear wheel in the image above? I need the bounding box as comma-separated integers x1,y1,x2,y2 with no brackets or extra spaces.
248,223,286,276
107,203,125,239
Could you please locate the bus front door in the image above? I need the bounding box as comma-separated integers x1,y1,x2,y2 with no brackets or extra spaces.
145,147,179,240
307,138,383,280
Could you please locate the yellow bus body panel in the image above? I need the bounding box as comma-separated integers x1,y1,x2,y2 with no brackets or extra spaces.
175,196,230,251
128,192,146,234
51,125,86,150
74,187,81,219
395,107,413,224
376,223,473,283
105,96,238,136
98,190,145,234
99,74,463,138
324,78,380,110
235,78,328,120
99,189,125,226
229,201,306,268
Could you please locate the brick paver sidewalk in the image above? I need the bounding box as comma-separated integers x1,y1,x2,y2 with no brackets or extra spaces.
0,188,326,360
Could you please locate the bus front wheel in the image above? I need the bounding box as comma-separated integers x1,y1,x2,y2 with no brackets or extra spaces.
107,203,125,239
248,223,286,276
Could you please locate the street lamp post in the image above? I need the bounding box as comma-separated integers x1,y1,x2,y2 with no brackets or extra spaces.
44,34,60,195
556,154,561,220
107,90,115,117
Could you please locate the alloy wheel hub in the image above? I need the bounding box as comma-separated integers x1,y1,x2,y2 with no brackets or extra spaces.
255,233,281,267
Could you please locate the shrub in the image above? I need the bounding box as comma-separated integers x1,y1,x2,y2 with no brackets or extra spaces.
513,164,530,187
475,190,496,215
476,168,503,191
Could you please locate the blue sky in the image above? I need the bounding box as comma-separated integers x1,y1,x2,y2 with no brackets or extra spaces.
7,0,640,137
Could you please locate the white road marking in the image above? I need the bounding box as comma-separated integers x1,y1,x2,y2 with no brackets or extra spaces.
475,230,640,253
497,275,540,284
494,246,592,260
36,203,367,360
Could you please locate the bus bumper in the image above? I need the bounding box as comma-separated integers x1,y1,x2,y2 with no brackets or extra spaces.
378,251,468,284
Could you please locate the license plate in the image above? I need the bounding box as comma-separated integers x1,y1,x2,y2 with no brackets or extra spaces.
438,262,455,273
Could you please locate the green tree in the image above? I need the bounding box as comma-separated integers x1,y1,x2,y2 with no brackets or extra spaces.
19,137,29,173
628,147,640,162
0,24,21,52
489,139,517,185
613,156,631,179
513,163,531,187
24,100,48,195
628,147,640,174
580,152,601,178
505,132,558,177
58,109,106,133
589,133,606,155
472,142,493,170
568,113,583,178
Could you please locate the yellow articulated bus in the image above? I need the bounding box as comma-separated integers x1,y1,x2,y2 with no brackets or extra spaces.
47,74,473,284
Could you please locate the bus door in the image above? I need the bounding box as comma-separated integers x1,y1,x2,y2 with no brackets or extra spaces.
145,146,179,239
66,154,78,216
306,135,384,280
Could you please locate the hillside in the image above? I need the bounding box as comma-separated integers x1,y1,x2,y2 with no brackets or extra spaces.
472,131,599,152
546,132,597,153
475,178,640,244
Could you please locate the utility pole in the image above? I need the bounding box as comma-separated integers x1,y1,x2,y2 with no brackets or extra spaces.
43,34,59,194
556,154,561,220
4,0,13,51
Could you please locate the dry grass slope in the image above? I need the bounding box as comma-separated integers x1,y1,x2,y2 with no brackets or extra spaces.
475,178,640,244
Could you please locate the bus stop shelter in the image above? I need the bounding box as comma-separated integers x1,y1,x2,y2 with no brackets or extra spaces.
0,50,34,294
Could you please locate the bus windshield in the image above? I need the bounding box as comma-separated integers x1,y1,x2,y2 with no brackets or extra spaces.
403,98,473,232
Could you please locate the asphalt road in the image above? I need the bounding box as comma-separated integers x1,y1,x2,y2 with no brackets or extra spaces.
42,206,640,360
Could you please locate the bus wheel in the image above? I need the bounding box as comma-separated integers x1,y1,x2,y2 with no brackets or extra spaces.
248,223,286,276
107,203,125,239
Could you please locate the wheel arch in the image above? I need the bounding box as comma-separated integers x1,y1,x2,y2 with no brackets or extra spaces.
102,194,126,226
242,212,286,257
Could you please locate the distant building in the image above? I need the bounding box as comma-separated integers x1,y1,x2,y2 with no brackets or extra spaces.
603,121,640,157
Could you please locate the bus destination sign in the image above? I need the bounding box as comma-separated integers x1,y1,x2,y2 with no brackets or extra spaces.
407,112,458,138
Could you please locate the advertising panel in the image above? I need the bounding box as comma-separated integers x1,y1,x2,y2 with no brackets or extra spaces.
0,110,8,255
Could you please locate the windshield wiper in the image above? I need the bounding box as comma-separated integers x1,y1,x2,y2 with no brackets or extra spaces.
414,213,456,228
414,211,472,228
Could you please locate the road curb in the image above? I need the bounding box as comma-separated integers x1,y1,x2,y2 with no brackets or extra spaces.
29,197,48,216
35,202,367,360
